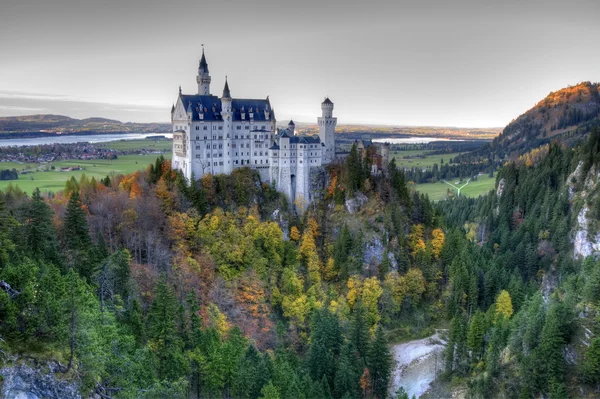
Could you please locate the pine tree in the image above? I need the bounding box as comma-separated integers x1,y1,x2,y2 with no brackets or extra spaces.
20,188,59,263
334,342,359,399
0,194,15,268
582,337,600,383
368,326,392,399
351,303,371,361
147,281,187,381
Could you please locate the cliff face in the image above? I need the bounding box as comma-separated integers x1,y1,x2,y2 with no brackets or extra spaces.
569,161,600,259
0,361,80,399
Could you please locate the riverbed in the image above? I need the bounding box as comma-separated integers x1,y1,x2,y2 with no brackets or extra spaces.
389,332,447,398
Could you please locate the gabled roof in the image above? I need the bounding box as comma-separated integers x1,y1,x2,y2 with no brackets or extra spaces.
179,94,272,122
288,119,295,126
322,97,333,105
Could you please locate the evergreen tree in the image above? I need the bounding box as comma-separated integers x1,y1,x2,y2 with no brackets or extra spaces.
19,188,59,263
147,281,187,381
368,326,392,399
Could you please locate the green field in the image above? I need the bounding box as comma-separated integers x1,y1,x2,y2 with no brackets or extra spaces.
414,175,496,201
0,154,171,194
392,150,464,169
97,138,172,151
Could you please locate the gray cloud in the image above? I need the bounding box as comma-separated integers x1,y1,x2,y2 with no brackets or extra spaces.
1,0,598,126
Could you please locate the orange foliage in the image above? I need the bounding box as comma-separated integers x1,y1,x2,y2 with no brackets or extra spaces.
328,175,338,197
129,181,143,199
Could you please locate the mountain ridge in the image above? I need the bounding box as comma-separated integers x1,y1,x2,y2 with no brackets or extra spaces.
458,81,600,162
0,114,171,137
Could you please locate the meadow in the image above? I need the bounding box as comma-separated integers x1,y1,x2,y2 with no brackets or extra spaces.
414,174,496,201
0,139,171,194
392,149,464,169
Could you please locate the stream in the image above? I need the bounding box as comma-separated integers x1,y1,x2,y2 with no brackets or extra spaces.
389,331,447,398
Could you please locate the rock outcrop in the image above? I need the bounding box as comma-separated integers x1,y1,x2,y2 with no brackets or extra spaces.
0,362,80,399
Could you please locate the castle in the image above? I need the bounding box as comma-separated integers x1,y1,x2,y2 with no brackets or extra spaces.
171,50,337,208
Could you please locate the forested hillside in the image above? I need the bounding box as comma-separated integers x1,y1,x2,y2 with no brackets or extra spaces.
0,146,449,398
2,123,600,398
436,127,600,398
457,82,600,164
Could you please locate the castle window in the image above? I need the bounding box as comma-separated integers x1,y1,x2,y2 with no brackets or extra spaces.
219,144,223,149
207,153,211,157
254,152,257,156
204,136,207,140
261,125,265,129
203,126,207,130
196,155,201,158
213,126,216,130
219,162,223,166
266,159,268,164
195,126,199,130
218,126,223,130
255,160,257,164
300,160,302,164
236,126,241,130
245,126,249,130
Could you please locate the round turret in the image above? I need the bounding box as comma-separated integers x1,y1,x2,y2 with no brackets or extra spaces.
321,97,334,118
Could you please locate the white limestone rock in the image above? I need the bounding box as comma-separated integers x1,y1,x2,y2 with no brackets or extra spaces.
345,192,368,214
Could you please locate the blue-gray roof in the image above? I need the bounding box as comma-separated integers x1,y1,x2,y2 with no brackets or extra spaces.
289,135,320,144
180,94,272,122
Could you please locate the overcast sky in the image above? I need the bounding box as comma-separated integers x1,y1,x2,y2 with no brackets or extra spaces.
1,0,599,127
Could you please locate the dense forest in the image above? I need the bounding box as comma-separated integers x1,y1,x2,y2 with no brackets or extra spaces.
2,125,600,398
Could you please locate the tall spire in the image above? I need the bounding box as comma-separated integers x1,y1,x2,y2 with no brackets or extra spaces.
222,76,231,99
197,45,211,95
199,46,209,73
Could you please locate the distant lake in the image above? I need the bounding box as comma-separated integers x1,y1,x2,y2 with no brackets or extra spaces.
0,133,173,148
372,137,465,144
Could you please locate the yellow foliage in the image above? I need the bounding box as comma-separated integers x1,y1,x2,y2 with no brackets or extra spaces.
347,276,362,308
408,224,426,257
323,257,337,281
495,290,514,321
430,228,445,259
290,226,301,241
207,303,230,336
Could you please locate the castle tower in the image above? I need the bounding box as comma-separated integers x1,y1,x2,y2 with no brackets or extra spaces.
288,120,295,136
197,49,211,95
221,78,233,173
318,97,336,164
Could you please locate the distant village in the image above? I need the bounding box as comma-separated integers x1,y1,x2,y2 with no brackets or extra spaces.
0,141,169,179
1,142,166,163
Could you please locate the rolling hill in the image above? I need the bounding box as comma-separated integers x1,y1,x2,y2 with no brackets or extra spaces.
0,114,171,138
458,82,600,162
